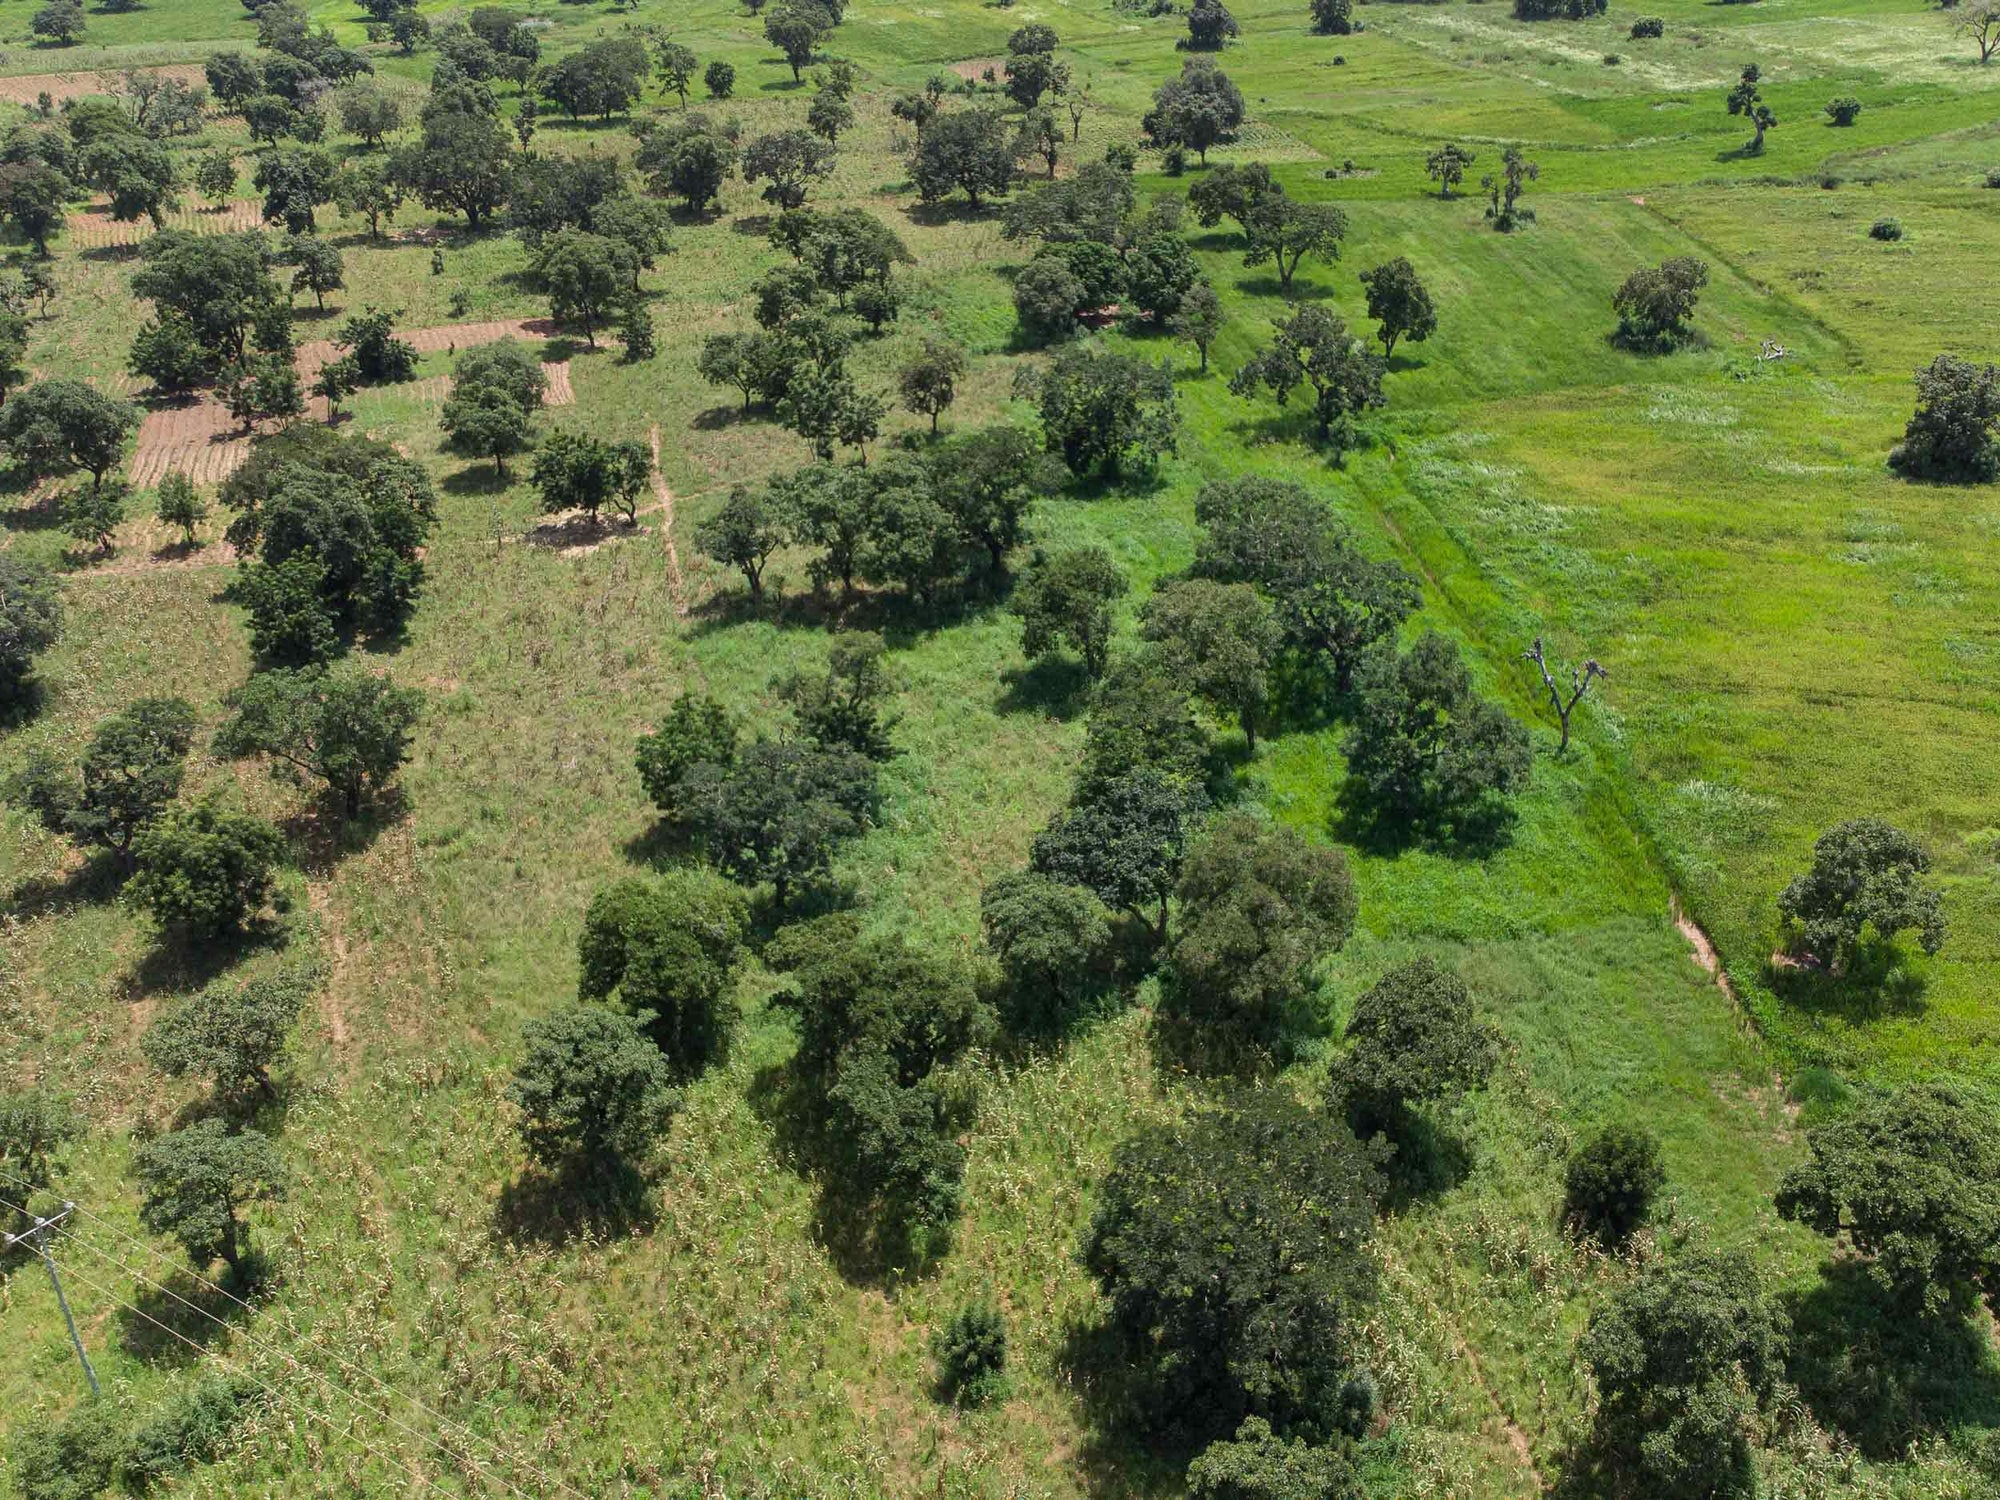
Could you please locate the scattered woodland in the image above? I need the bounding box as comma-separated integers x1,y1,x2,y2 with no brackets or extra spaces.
0,0,1997,1496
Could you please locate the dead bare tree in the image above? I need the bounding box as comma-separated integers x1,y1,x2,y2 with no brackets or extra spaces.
1524,637,1606,754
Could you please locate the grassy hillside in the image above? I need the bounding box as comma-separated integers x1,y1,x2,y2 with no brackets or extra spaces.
0,0,1996,1495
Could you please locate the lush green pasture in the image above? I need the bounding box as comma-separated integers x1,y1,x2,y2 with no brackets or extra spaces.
1,0,1998,1495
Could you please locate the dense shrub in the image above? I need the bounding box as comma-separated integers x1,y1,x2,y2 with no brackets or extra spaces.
8,1399,125,1500
1869,216,1903,241
127,801,287,938
577,872,747,1075
1564,1123,1667,1247
1185,1416,1365,1500
1775,817,1946,967
1327,956,1498,1145
120,1374,262,1494
1630,16,1664,36
932,1302,1008,1404
1889,354,2000,482
1612,256,1709,350
979,869,1115,1036
1825,95,1862,125
507,1005,680,1178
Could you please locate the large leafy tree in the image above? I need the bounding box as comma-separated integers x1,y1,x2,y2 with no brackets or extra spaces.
132,231,287,365
1139,579,1284,751
389,90,512,227
1888,353,2000,483
508,1005,680,1178
13,696,194,870
1144,58,1246,164
1775,818,1946,968
1358,256,1437,357
0,378,139,491
1327,956,1498,1142
133,1118,288,1276
743,129,836,212
215,665,421,819
541,37,649,119
1775,1084,2000,1318
1013,345,1178,479
535,229,634,347
0,556,63,705
1611,256,1709,352
578,872,748,1075
530,429,648,524
1193,476,1421,693
636,113,738,215
1576,1253,1789,1500
1031,769,1204,943
1082,1087,1383,1442
441,340,547,475
635,692,738,823
127,800,287,937
1343,632,1530,837
779,632,898,760
1011,546,1127,680
979,869,1114,1036
683,739,879,908
1162,813,1356,1052
694,483,787,602
143,972,308,1101
1230,305,1382,452
909,108,1018,209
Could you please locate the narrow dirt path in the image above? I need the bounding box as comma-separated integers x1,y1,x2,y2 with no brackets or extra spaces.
305,884,353,1051
648,425,687,614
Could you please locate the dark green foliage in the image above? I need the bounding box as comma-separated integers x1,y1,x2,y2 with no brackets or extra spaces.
1012,251,1087,344
1125,232,1199,320
336,307,418,383
234,553,338,667
743,129,837,212
1012,546,1127,680
79,134,180,227
1869,216,1904,241
119,1374,262,1496
636,693,738,821
508,1005,680,1175
933,1302,1008,1405
1775,1084,2000,1317
1825,95,1862,125
1185,1416,1365,1500
1162,813,1356,1053
1078,656,1213,797
1344,633,1531,837
1576,1253,1788,1500
1357,257,1437,357
1310,0,1356,35
1612,256,1709,351
780,632,897,759
694,483,786,601
535,229,634,348
126,800,287,938
1328,956,1499,1142
1144,58,1246,164
1726,64,1777,154
0,158,72,257
767,915,994,1249
389,90,512,228
1082,1087,1383,1442
1630,15,1664,35
980,869,1114,1035
683,739,879,907
215,665,421,818
636,113,737,215
0,555,61,703
441,340,546,475
1564,1123,1667,1247
1194,476,1420,693
132,232,287,368
133,1117,288,1273
206,52,264,110
1889,353,2000,482
1004,51,1067,111
0,378,140,490
142,971,309,1101
253,147,334,234
1230,304,1381,452
1013,345,1177,478
1032,769,1204,942
0,1088,81,1198
8,1400,124,1500
1481,146,1539,229
577,872,747,1075
1514,0,1605,15
909,107,1018,209
12,696,194,867
706,60,736,99
1775,817,1947,967
764,3,830,82
933,424,1059,575
1186,0,1241,49
542,37,649,119
530,429,648,523
154,473,206,545
1005,160,1136,244
1139,579,1283,750
1187,161,1278,239
30,0,88,47
898,337,965,434
853,455,958,603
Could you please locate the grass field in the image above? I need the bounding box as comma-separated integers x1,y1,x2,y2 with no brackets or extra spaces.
0,0,1996,1495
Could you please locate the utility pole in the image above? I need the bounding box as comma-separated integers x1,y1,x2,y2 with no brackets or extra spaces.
4,1202,99,1396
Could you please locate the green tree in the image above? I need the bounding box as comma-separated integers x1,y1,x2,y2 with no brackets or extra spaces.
780,632,897,759
80,134,180,226
1082,1087,1383,1440
684,739,879,907
1011,546,1126,680
1162,812,1356,1051
807,89,854,144
332,156,403,239
898,337,965,436
535,229,633,348
12,695,194,869
1775,818,1946,968
656,41,699,105
1139,579,1283,751
1726,64,1776,153
1169,280,1226,373
1186,1417,1364,1500
1186,0,1240,49
1309,0,1356,34
127,800,287,936
529,428,648,523
705,60,736,99
133,1117,287,1276
933,1303,1008,1405
1012,251,1087,345
1576,1253,1788,1500
694,482,787,602
0,378,140,491
440,340,546,475
118,1374,261,1495
143,971,308,1101
636,113,737,214
593,196,676,292
1145,57,1245,164
1230,304,1384,452
61,481,124,554
1327,956,1499,1142
1889,353,2000,482
1241,196,1346,292
31,0,87,46
855,457,960,604
334,305,418,382
508,1004,679,1179
541,37,649,119
1564,1123,1667,1248
1013,345,1177,479
742,128,837,211
235,553,338,667
579,872,747,1073
909,108,1019,209
1032,769,1202,943
764,3,829,82
132,231,288,364
389,96,513,227
7,1401,123,1500
933,424,1057,575
1481,146,1538,230
1775,1084,2000,1317
979,869,1113,1036
0,555,62,705
778,365,884,464
1358,256,1437,357
0,1088,82,1199
0,159,71,256
204,52,264,110
283,235,345,312
1194,476,1421,692
1611,256,1709,351
1077,656,1213,798
0,310,25,410
215,665,421,819
154,471,207,546
636,692,737,822
335,83,402,147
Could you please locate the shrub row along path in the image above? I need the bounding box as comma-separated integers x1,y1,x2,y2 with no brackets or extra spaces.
130,318,569,487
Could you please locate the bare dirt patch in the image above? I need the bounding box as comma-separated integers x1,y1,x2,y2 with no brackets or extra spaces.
541,360,574,406
0,63,208,109
648,425,686,611
64,198,264,251
128,396,249,488
948,57,1007,82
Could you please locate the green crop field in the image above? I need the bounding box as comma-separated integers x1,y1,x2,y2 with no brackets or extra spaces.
0,0,1995,1495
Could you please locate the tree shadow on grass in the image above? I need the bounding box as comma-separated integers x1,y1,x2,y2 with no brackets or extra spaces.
1329,788,1518,862
276,789,407,878
1767,950,1928,1025
1057,1316,1201,1500
492,1161,659,1248
440,463,515,497
123,920,290,1002
690,403,758,430
8,854,124,919
996,656,1091,720
899,199,1002,231
1783,1260,2000,1459
117,1259,270,1366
